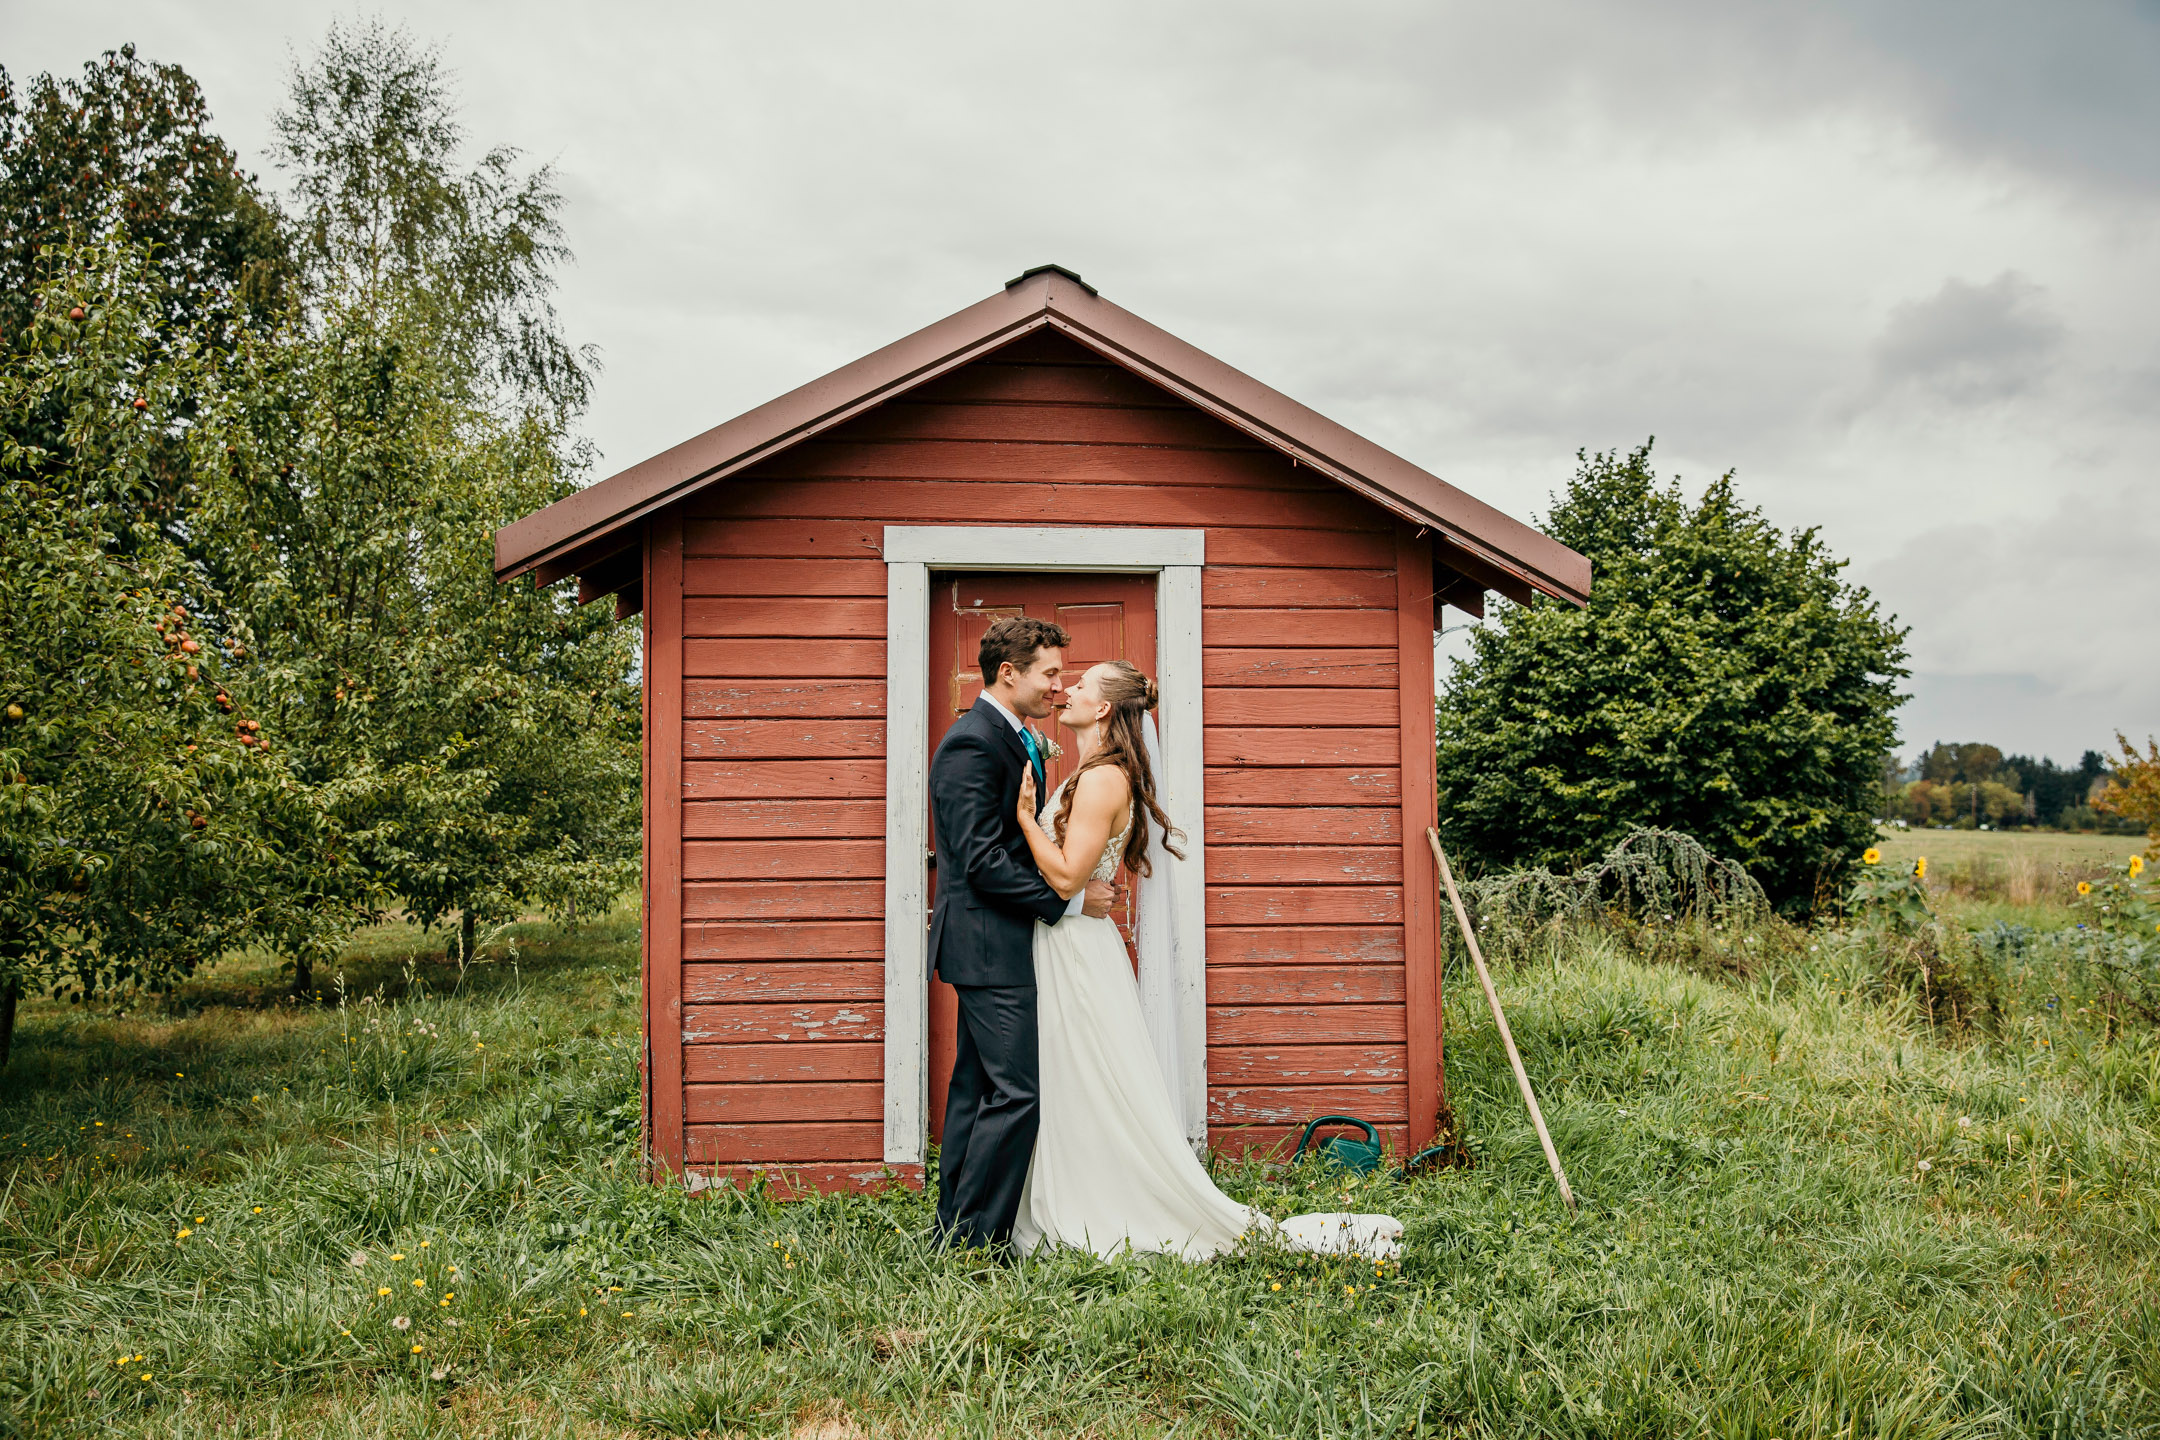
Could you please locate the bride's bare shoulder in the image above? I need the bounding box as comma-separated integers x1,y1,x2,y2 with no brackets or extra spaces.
1072,763,1131,810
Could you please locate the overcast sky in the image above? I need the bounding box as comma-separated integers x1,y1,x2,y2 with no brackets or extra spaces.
11,1,2157,765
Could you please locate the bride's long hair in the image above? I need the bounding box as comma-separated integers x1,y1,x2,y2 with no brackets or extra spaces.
1053,660,1185,877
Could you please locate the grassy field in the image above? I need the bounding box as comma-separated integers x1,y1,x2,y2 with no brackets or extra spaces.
4,877,2159,1438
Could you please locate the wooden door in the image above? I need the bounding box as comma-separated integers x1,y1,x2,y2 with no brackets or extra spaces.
924,571,1158,1144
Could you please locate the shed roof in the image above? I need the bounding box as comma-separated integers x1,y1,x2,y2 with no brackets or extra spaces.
494,266,1591,608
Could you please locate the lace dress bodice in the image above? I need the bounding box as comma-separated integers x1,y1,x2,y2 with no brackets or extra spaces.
1044,779,1130,882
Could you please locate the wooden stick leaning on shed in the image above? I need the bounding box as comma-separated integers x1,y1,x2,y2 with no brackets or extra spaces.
1427,829,1577,1214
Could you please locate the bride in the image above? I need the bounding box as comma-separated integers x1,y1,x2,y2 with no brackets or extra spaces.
1010,659,1401,1263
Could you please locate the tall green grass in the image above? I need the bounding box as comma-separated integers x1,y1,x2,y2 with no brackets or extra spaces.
3,903,2156,1437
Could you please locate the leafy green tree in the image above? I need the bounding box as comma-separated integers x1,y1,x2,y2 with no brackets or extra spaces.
1434,441,1909,914
0,238,331,1066
191,22,637,983
0,45,290,349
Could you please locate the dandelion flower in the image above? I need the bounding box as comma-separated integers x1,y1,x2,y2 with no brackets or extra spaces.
253,1206,263,1214
579,1307,587,1317
390,1253,405,1261
419,1240,429,1247
411,1343,423,1354
176,1228,192,1239
194,1216,203,1223
1270,1282,1282,1292
2077,881,2093,896
412,1279,426,1288
392,1315,411,1331
1917,1160,1932,1172
1862,848,1881,865
378,1287,392,1297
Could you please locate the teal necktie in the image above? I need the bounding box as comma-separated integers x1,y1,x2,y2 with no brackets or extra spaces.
1019,727,1045,795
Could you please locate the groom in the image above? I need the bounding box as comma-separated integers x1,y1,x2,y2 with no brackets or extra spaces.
929,614,1115,1253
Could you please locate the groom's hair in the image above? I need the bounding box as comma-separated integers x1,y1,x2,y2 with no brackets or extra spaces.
979,616,1070,682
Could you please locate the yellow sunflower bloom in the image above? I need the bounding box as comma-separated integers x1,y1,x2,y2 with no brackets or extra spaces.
1862,848,1881,865
2077,881,2093,896
2130,855,2145,878
1915,857,1927,878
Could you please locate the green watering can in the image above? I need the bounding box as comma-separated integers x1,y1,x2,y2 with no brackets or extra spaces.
1294,1114,1459,1180
1292,1115,1385,1176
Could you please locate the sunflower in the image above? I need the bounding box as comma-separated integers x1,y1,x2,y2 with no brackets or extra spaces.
2077,881,2093,896
1914,857,1927,879
2131,855,2145,879
1862,848,1882,865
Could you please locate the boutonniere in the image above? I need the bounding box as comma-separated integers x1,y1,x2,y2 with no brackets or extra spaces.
1034,729,1064,762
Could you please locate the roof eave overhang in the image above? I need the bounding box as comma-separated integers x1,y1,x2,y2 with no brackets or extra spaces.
495,271,1591,607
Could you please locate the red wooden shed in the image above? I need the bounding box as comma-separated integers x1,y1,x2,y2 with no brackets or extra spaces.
495,266,1590,1193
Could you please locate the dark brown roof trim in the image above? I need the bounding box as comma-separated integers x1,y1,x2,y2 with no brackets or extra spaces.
496,270,1591,606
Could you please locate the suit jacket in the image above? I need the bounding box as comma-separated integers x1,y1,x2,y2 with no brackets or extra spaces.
928,696,1068,987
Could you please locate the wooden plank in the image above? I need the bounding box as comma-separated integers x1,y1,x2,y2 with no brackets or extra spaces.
1207,846,1403,884
684,1123,883,1164
1208,926,1405,966
1204,767,1399,806
1208,1085,1409,1125
688,1163,924,1196
682,558,887,596
683,597,885,637
1205,529,1394,568
1207,1043,1407,1083
685,799,885,838
683,638,883,678
648,515,686,1180
681,1002,883,1044
684,1042,882,1083
684,841,883,881
1202,608,1398,647
684,680,885,719
1207,886,1404,925
684,1082,883,1124
681,518,884,559
745,438,1323,491
682,759,884,800
683,881,882,921
905,359,1190,408
683,962,883,1004
1207,965,1405,1006
1397,524,1443,1148
1203,649,1397,688
828,400,1261,451
1206,689,1396,728
682,921,884,960
1206,807,1401,845
681,719,883,760
1203,567,1396,609
690,478,1385,534
1209,1004,1408,1045
1204,727,1400,767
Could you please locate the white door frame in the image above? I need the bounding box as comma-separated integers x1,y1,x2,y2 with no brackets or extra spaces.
881,525,1209,1162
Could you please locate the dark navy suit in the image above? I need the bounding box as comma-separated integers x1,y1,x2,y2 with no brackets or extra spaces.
928,695,1067,1247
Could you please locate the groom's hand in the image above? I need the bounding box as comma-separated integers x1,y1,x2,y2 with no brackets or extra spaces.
1081,879,1118,919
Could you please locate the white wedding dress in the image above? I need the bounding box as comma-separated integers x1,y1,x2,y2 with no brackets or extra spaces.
1013,784,1403,1263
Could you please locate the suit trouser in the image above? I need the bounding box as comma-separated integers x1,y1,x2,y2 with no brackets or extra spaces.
935,981,1040,1247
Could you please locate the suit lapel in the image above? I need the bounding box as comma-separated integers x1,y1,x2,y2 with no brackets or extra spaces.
970,695,1032,774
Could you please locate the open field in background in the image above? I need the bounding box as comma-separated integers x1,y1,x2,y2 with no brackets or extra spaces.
4,882,2160,1438
1873,826,2151,915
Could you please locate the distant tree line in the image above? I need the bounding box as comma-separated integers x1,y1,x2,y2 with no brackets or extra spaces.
0,28,640,1066
1878,742,2143,833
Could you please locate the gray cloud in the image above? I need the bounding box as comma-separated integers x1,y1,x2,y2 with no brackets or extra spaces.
1871,273,2065,403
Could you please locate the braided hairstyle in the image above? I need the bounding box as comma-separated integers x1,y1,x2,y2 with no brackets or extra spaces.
1051,660,1186,877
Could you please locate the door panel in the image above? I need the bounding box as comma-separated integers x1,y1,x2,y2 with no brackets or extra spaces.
925,571,1158,1144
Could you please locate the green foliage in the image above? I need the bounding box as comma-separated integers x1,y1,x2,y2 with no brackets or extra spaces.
1436,441,1909,914
1846,850,1934,934
0,43,290,350
0,238,333,1041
